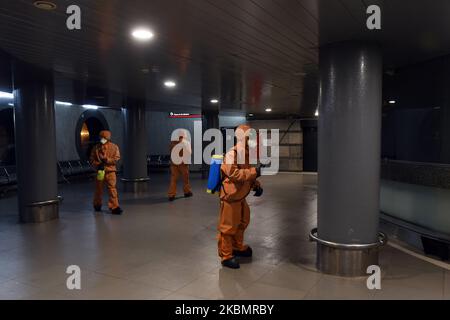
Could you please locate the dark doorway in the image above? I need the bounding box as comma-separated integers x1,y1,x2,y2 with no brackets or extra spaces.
221,126,237,153
0,108,15,166
75,111,109,161
301,120,318,172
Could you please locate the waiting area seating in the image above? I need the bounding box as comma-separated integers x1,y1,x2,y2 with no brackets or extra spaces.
57,160,96,182
0,160,96,196
0,165,17,195
147,155,171,170
2,156,198,196
146,155,203,174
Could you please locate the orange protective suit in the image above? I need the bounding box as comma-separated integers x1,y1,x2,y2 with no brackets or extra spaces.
90,130,121,210
168,136,192,198
217,125,260,261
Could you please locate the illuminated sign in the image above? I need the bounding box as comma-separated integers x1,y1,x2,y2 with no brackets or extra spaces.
169,112,202,119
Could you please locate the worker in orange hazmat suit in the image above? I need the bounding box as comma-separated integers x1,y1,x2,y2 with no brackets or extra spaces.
218,124,264,269
90,130,123,215
168,130,193,201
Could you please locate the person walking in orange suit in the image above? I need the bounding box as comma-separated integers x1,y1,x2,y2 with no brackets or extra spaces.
168,130,193,201
218,124,264,269
90,130,123,215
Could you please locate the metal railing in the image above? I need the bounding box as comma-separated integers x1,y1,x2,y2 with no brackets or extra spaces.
309,228,387,250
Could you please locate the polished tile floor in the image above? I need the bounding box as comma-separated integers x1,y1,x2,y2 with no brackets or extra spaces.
0,172,449,300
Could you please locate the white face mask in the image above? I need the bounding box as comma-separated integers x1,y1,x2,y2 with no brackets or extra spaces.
248,140,258,149
100,138,108,145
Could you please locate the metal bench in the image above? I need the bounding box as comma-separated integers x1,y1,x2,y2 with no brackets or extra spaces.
80,160,95,173
148,155,162,167
0,167,10,186
69,160,85,175
160,155,171,167
0,166,18,196
57,160,95,183
4,166,17,184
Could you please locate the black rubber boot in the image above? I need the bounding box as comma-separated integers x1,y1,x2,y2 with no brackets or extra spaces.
94,205,102,212
184,192,193,198
221,257,240,269
111,207,123,215
233,246,253,258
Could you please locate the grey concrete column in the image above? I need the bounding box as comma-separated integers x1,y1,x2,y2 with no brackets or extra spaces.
314,41,384,276
202,110,219,179
12,60,59,223
122,98,149,193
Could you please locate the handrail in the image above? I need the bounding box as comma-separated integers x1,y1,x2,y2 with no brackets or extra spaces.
381,212,450,243
309,228,387,250
27,199,60,207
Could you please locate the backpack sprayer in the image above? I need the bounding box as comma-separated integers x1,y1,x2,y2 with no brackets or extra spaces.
206,154,270,196
206,155,223,194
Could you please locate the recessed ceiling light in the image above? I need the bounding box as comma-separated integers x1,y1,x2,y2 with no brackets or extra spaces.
0,91,13,98
33,1,57,10
56,101,72,106
210,99,219,104
265,108,272,112
131,28,154,41
82,104,99,110
164,80,176,88
389,100,396,104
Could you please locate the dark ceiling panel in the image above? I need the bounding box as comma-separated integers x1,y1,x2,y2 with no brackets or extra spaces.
319,0,450,68
240,0,318,48
0,0,318,116
2,0,449,117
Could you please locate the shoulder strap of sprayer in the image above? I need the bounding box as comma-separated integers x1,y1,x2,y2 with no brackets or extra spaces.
217,152,227,191
219,149,252,202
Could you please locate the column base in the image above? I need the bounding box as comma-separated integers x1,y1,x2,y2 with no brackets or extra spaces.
122,178,150,193
316,243,380,277
310,228,387,277
20,199,59,223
